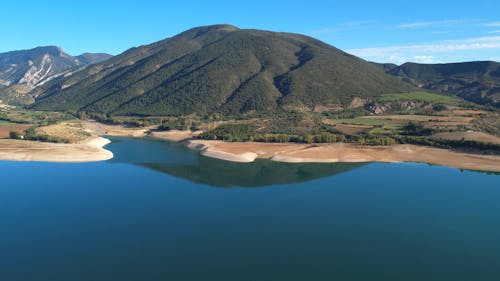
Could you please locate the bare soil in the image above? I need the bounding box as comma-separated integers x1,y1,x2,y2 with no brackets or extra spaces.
432,132,500,145
186,140,500,172
0,124,32,138
363,115,474,123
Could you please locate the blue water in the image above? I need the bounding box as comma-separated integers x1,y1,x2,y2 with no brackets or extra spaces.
1,137,499,281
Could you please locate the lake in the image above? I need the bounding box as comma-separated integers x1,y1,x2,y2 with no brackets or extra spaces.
1,137,499,281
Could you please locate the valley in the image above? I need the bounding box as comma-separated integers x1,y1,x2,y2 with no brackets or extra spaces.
0,25,498,172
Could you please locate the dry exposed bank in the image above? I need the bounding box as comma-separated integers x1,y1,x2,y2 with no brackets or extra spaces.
93,119,499,172
0,121,197,163
0,137,113,163
2,120,499,172
186,140,500,172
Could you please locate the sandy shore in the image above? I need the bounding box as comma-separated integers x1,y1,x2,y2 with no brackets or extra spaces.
0,121,197,163
2,120,499,172
0,137,113,163
186,140,500,172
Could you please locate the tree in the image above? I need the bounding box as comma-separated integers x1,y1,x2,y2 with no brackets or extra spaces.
403,122,432,136
304,134,314,144
77,111,88,120
9,130,23,139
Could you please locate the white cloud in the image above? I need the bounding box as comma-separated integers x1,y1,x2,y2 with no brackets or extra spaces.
487,30,500,34
412,56,436,63
347,36,500,64
430,30,452,34
397,19,466,29
398,22,434,28
485,22,500,27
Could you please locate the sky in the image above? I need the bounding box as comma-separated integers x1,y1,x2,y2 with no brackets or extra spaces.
2,0,500,64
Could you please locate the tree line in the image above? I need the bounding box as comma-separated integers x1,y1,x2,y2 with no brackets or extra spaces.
9,128,71,143
197,124,397,145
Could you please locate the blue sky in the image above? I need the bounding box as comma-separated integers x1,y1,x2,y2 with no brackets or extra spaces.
2,0,500,64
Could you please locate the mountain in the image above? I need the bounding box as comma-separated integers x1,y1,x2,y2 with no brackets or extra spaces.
0,46,112,105
386,61,500,107
370,62,398,72
31,24,412,116
140,160,365,187
75,53,113,65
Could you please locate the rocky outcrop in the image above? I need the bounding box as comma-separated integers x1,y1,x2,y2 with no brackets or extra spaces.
349,97,368,109
365,102,389,114
0,46,111,105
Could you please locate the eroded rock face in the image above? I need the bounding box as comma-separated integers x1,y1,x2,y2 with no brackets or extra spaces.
349,97,368,109
347,97,389,114
348,97,388,114
401,101,417,111
347,95,447,115
17,55,55,88
0,46,111,105
365,102,389,114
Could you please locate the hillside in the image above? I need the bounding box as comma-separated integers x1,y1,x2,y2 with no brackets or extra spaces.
370,62,398,72
387,61,500,107
0,46,111,105
31,24,412,116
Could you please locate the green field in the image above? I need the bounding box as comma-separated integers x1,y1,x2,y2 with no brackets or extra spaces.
326,117,404,136
378,91,457,103
0,120,12,125
0,109,72,125
329,117,402,129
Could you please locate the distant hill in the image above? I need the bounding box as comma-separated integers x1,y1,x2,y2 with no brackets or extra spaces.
75,53,113,65
385,61,500,107
370,62,398,72
0,46,111,105
31,24,411,116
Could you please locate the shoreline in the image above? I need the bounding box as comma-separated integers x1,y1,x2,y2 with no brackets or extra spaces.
1,121,499,172
184,139,500,172
0,137,113,163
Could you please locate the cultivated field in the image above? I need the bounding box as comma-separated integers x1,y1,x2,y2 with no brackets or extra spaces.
379,91,459,103
432,132,500,145
0,123,32,138
362,115,474,123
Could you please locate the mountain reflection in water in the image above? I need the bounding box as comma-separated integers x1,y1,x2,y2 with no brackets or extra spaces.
106,136,365,187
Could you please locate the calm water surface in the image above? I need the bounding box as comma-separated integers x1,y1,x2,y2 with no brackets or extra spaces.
1,137,499,281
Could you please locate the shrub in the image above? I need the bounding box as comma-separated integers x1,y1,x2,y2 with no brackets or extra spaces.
402,122,433,136
9,130,23,139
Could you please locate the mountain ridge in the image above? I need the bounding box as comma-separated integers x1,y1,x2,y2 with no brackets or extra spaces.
31,24,412,116
0,46,112,105
380,61,500,107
